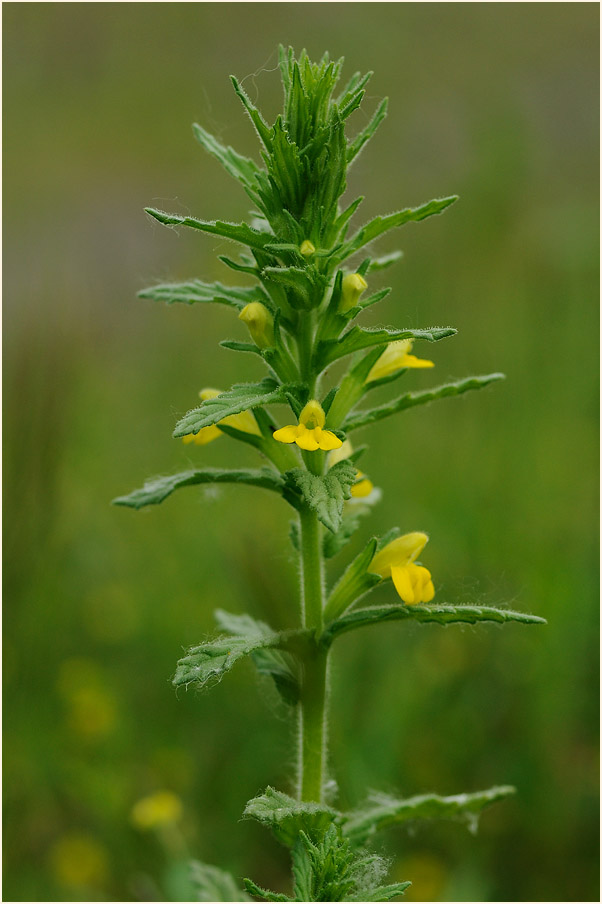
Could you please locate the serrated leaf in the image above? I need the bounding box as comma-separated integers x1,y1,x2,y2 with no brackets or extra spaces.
173,631,276,690
285,461,357,533
190,861,251,902
112,468,284,510
321,603,547,644
215,610,300,704
334,196,458,262
342,786,516,846
138,279,268,310
345,374,506,431
173,378,290,437
244,788,337,846
230,76,273,150
316,326,456,369
145,208,273,253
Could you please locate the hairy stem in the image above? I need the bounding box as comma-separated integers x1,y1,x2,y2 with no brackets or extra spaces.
298,506,329,802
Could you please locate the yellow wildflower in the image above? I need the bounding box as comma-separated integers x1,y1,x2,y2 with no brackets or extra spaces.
366,339,434,383
369,531,435,605
340,272,368,312
300,239,316,257
328,440,374,498
182,388,261,446
238,302,275,349
274,399,343,452
131,790,183,831
49,834,109,888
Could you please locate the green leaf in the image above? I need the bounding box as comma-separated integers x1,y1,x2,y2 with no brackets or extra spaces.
367,882,412,901
285,461,357,533
243,878,291,902
347,97,388,164
190,861,251,902
230,76,273,151
335,196,458,262
173,631,277,690
192,123,261,197
316,326,456,369
215,610,300,705
138,279,268,310
173,378,289,437
112,467,284,510
244,787,337,846
321,603,547,644
145,208,273,253
342,786,516,847
366,251,403,271
345,374,506,431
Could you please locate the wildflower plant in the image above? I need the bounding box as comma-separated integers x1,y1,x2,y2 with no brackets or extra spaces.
115,48,545,902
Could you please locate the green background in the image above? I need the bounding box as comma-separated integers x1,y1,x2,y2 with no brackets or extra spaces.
3,3,598,901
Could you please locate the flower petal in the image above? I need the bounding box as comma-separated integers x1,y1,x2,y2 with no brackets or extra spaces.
391,565,416,604
317,429,343,451
273,425,300,444
404,354,434,369
294,426,321,451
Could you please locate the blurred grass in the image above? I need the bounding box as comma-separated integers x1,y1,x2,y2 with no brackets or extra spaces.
3,3,599,902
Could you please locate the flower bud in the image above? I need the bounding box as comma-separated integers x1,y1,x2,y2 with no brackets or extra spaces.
340,273,368,312
238,302,275,349
300,239,316,257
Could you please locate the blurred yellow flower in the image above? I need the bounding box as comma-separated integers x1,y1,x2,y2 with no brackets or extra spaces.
274,399,342,452
49,834,109,888
366,339,434,383
182,388,261,446
56,659,117,740
369,531,435,605
131,790,183,831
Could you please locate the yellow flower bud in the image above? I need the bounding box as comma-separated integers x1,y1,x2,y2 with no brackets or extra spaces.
340,273,368,312
369,531,435,606
300,239,316,257
238,302,275,349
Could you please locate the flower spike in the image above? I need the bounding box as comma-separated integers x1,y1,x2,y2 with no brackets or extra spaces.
366,339,434,383
274,399,343,452
369,531,435,605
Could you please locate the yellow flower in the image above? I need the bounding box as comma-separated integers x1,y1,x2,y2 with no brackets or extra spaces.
273,399,343,452
238,302,275,349
369,531,435,605
49,834,109,888
300,239,316,257
131,790,183,831
366,339,434,383
182,388,261,446
328,440,374,498
340,272,368,312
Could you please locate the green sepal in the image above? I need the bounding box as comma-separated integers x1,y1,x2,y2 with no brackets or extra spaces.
358,287,392,310
220,340,263,356
173,378,291,437
112,467,284,510
321,603,547,645
190,861,251,902
284,461,357,533
145,207,273,253
323,538,382,623
316,326,456,370
219,254,260,276
243,787,337,847
345,373,506,431
332,196,458,263
215,610,301,705
342,786,516,847
138,279,270,310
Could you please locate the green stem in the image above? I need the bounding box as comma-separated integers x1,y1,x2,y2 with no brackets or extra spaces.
298,506,328,803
